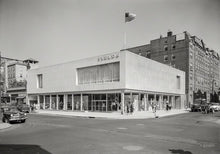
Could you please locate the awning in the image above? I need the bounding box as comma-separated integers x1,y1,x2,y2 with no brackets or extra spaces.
16,96,26,99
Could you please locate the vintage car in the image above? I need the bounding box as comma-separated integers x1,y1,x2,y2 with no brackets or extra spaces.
17,104,30,113
191,102,202,112
2,106,27,123
209,103,220,112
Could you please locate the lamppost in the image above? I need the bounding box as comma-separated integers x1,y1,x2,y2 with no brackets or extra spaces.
0,51,1,105
211,79,216,102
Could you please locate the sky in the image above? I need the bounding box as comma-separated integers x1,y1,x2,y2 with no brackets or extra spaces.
0,0,220,67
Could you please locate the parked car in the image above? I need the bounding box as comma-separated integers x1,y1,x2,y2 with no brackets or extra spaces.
191,102,202,112
17,104,30,113
200,103,214,114
2,106,27,123
209,103,220,112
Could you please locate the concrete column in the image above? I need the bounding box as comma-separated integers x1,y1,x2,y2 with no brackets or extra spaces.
106,94,108,112
63,94,67,110
144,94,147,111
56,94,59,110
80,93,83,111
37,95,40,110
138,93,141,111
172,96,175,109
130,92,132,103
43,95,45,110
72,94,74,111
49,95,52,110
168,95,170,104
154,94,156,104
158,95,161,110
26,95,30,106
146,94,149,111
121,92,125,114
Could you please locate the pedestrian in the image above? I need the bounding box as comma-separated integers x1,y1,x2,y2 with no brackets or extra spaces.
152,101,158,118
166,100,169,111
126,102,130,114
130,102,134,114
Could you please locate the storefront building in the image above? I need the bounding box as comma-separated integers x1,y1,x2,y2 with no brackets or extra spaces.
27,51,185,114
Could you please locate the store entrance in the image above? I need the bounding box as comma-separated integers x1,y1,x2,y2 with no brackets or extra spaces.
92,101,107,112
91,94,107,112
90,93,121,112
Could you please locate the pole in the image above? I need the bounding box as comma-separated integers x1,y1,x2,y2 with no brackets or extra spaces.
123,11,127,50
0,51,1,105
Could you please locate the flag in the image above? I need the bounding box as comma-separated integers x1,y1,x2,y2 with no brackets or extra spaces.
125,12,136,22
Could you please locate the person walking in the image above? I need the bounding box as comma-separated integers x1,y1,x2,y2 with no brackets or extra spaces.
152,101,159,118
166,100,169,111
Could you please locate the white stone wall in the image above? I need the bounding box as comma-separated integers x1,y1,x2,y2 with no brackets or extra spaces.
27,51,185,95
124,51,185,94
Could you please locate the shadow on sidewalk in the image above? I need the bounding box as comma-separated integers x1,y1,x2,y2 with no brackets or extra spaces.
0,144,51,154
169,149,192,154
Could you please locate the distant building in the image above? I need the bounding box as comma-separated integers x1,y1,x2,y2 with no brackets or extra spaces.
126,31,220,107
4,58,38,103
27,51,185,113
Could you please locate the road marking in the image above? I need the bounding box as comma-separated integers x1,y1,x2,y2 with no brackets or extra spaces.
28,122,70,128
136,123,144,126
123,145,143,151
144,134,216,148
117,127,127,130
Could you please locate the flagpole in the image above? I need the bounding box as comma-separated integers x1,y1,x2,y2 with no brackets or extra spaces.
124,21,127,50
123,11,127,50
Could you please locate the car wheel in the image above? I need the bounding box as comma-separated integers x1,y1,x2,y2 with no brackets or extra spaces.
21,119,26,123
5,118,9,123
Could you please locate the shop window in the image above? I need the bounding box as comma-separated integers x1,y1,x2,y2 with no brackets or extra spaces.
190,63,193,71
77,62,120,85
37,74,43,88
164,55,168,62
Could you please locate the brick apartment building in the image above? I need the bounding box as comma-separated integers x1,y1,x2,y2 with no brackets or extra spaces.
126,31,220,107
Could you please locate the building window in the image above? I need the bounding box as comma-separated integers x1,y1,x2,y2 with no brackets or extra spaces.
77,62,120,85
37,74,43,88
172,44,176,49
190,63,193,71
177,75,181,89
171,54,176,60
164,45,168,51
190,52,193,59
164,55,168,62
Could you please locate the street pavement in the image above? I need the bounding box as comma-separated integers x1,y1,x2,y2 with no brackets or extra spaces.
35,109,189,119
0,111,219,154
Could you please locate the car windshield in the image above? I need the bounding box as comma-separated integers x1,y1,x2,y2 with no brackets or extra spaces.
212,103,218,104
9,108,19,112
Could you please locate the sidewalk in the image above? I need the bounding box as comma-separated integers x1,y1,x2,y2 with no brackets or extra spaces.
0,113,12,130
0,123,11,130
34,109,189,119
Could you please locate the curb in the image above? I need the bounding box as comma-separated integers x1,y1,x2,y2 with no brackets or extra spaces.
0,123,12,130
31,110,189,120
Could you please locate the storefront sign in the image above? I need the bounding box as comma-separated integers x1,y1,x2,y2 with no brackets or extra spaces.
97,53,119,62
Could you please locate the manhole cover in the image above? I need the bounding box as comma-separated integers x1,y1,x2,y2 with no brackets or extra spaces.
117,127,127,130
123,145,143,151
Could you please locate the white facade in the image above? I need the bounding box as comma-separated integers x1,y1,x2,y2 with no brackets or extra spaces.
27,51,185,113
